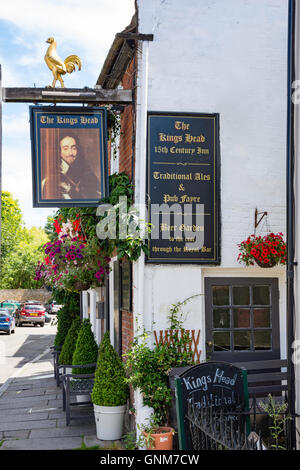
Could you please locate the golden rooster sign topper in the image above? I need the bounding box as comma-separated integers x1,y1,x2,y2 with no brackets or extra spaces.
44,37,82,88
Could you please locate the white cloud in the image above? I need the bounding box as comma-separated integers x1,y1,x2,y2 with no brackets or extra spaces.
0,0,135,227
0,0,135,74
0,57,25,88
2,111,30,137
2,146,53,228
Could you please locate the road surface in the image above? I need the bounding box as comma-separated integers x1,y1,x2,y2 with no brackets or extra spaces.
0,317,57,386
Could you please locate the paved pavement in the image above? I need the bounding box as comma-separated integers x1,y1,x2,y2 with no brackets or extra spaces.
0,347,125,451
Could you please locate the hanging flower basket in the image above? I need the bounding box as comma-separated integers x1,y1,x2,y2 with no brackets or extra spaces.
254,257,277,268
73,280,91,291
35,217,111,292
237,232,287,268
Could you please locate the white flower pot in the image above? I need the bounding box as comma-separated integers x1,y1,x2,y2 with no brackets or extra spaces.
93,403,127,440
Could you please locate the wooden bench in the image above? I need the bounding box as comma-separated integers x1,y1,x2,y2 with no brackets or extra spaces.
234,358,288,422
234,358,288,397
61,362,97,426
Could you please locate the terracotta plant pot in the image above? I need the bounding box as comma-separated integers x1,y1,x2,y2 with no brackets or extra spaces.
143,426,174,450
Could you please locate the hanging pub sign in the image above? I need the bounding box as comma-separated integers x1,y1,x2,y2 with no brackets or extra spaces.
30,106,108,207
147,112,220,263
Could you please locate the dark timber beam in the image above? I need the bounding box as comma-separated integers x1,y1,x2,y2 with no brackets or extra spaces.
115,32,154,41
2,87,133,104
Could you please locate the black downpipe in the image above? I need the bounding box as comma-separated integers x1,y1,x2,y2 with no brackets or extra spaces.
287,0,296,449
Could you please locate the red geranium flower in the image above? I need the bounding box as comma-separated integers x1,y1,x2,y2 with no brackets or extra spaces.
237,232,287,267
54,220,61,234
73,219,81,232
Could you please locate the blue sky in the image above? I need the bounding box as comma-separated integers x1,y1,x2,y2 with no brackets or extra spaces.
0,0,135,228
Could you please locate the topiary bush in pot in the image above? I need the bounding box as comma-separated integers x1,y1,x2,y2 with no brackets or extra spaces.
53,291,80,348
92,331,128,406
72,318,98,374
91,331,129,440
54,306,74,348
59,317,82,366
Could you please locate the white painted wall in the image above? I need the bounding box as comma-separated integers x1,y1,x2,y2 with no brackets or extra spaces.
134,0,288,340
82,288,105,346
81,291,89,319
83,0,289,435
293,0,300,428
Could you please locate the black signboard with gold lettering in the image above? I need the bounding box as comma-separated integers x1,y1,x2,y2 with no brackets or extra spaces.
147,112,220,263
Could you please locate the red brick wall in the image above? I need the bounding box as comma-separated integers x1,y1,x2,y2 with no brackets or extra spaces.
122,310,134,355
119,106,133,177
119,57,136,179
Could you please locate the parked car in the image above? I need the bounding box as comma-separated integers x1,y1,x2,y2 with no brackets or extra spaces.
15,303,46,327
45,301,63,314
0,301,21,315
45,311,51,323
0,308,16,335
1,300,20,305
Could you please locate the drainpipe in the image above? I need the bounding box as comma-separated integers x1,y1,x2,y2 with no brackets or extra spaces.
287,0,296,449
133,37,150,431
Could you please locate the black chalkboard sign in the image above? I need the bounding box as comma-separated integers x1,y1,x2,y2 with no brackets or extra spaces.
174,362,248,450
146,112,220,263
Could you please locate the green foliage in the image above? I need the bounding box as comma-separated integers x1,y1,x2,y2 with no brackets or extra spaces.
44,213,57,241
122,430,138,450
72,319,98,374
50,173,149,263
1,191,24,259
59,317,82,365
107,108,121,160
54,306,75,348
91,331,129,407
259,394,291,450
36,227,110,292
98,173,150,261
51,289,80,308
39,173,149,293
125,296,200,424
0,192,49,288
23,226,49,246
0,227,49,288
107,172,134,206
54,295,80,348
1,247,41,288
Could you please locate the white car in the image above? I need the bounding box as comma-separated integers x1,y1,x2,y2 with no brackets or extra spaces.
46,301,63,314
